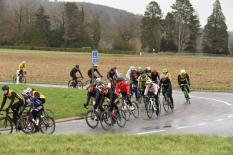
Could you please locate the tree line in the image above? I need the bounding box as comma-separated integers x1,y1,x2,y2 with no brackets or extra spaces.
0,0,230,55
141,0,229,54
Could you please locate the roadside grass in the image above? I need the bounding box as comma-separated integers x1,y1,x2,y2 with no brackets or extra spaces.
0,134,233,155
0,84,87,119
0,48,233,92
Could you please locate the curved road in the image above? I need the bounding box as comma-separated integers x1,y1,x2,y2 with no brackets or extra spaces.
1,82,233,136
55,91,233,137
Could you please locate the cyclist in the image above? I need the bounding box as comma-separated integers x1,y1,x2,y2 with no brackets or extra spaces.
115,77,134,110
178,69,191,96
22,88,44,126
18,61,26,81
151,69,160,84
138,71,151,96
99,85,118,114
23,88,46,104
107,67,118,88
126,66,136,81
83,84,104,112
70,65,84,87
87,64,103,83
130,67,140,99
0,85,24,126
160,74,174,109
144,80,160,115
162,68,172,80
144,67,152,78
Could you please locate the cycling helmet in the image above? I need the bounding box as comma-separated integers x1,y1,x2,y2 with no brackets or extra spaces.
162,68,168,74
116,77,124,82
146,66,151,71
93,64,98,67
160,74,166,80
96,78,102,83
2,85,9,91
21,61,26,64
180,69,186,74
131,66,136,71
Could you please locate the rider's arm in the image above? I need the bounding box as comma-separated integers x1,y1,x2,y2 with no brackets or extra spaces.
186,74,190,85
96,69,103,77
0,96,7,110
137,77,141,88
107,71,111,80
78,70,84,78
7,92,17,109
178,75,181,86
144,85,148,96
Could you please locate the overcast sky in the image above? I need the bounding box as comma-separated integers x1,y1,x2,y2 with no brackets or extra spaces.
58,0,233,31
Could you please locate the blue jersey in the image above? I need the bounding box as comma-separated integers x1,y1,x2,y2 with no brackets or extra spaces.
32,98,42,109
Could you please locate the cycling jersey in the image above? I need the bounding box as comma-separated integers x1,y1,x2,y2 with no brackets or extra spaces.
115,81,130,95
107,69,118,81
87,68,103,79
18,63,26,71
151,71,160,83
144,83,160,96
70,67,84,78
138,75,151,89
1,90,23,111
178,74,190,86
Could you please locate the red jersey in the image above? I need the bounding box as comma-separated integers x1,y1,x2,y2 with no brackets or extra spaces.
115,81,130,95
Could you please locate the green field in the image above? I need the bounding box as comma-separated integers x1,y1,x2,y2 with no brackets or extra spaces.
0,134,232,155
0,84,87,119
1,48,233,92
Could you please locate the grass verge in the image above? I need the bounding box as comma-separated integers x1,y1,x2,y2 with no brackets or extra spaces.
0,84,87,119
0,134,233,155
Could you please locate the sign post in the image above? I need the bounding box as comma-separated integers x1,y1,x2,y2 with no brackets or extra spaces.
91,50,99,85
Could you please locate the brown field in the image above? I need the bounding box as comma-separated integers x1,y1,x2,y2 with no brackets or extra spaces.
0,49,233,92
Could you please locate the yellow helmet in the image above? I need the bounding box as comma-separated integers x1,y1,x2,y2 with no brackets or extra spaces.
162,68,168,74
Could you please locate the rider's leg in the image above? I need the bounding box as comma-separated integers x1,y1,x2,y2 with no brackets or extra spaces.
10,100,23,125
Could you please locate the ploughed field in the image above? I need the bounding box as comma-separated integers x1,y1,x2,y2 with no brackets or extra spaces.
0,49,233,92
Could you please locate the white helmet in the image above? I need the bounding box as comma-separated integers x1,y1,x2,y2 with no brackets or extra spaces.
131,66,136,71
146,66,151,71
96,78,102,83
22,61,26,64
180,69,186,74
22,88,32,97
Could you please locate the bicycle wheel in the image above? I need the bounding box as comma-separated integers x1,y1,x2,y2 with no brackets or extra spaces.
131,101,139,118
100,111,112,131
20,113,35,134
68,80,75,88
116,109,126,128
163,97,171,113
43,109,55,118
0,117,13,134
39,116,56,134
146,101,154,119
20,76,26,83
77,81,84,89
121,104,130,121
12,75,16,83
85,110,99,129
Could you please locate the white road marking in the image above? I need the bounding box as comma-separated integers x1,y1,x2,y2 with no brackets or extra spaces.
136,130,166,135
216,119,224,122
197,122,208,126
191,96,232,106
227,115,233,118
176,126,189,129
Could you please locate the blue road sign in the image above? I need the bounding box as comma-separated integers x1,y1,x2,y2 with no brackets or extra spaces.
92,50,99,64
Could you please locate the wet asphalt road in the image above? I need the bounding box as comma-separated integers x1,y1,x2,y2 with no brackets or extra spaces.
1,82,233,136
55,91,233,137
